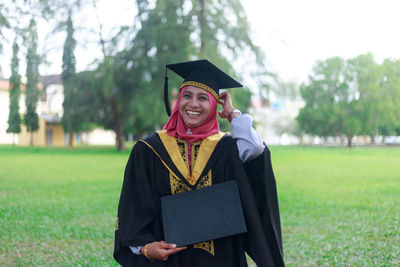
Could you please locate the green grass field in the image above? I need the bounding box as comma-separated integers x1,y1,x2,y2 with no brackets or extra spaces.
0,145,399,266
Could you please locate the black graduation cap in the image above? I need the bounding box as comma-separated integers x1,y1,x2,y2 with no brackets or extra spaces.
164,59,243,116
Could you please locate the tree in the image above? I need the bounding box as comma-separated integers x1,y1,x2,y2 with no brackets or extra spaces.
297,57,362,147
65,70,100,134
0,2,11,54
121,0,264,134
379,59,400,137
73,0,267,148
297,57,345,137
0,0,58,56
188,0,265,130
190,0,264,64
345,54,400,143
346,53,382,142
128,0,193,133
86,0,194,149
23,18,41,146
61,10,77,146
98,57,127,150
86,0,137,151
7,38,22,144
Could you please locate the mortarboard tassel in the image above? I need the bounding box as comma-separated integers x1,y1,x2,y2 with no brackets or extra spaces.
164,67,171,116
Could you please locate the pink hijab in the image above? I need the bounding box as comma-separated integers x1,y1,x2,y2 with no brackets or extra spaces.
162,86,219,144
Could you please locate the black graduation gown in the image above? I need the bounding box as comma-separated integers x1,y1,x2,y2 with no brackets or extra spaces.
114,131,284,267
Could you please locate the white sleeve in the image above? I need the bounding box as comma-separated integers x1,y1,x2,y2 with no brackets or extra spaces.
231,114,264,163
129,246,142,255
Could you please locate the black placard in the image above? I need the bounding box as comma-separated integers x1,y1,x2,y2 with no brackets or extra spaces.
161,180,247,247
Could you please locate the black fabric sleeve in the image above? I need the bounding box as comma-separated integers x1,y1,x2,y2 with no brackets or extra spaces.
243,145,285,267
113,142,158,266
227,139,284,267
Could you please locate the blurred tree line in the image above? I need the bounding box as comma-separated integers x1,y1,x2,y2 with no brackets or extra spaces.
2,1,48,145
6,2,398,150
2,0,267,150
297,53,400,147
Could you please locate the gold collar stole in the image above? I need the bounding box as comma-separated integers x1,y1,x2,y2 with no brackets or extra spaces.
157,130,225,186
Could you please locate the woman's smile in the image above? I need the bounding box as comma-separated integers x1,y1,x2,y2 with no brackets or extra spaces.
186,110,201,116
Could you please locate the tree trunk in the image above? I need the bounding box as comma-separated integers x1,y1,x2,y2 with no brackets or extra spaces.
68,130,74,147
13,134,15,146
30,131,33,146
110,97,125,151
346,134,353,148
370,135,375,144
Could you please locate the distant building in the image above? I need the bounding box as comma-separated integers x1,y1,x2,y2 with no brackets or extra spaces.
0,73,115,146
250,96,304,145
0,75,66,146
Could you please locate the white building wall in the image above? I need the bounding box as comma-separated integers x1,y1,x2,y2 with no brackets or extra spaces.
80,128,116,145
250,97,304,145
45,84,64,115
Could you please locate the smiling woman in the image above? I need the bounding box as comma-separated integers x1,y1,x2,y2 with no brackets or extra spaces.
113,59,284,267
179,86,212,128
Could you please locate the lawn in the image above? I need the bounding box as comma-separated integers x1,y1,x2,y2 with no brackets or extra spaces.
275,146,400,266
0,145,399,266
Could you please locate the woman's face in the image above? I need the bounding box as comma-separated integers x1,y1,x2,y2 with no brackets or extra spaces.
179,86,211,128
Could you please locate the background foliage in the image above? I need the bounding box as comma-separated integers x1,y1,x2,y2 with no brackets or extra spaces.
297,53,400,147
3,1,400,149
2,0,269,150
6,39,22,138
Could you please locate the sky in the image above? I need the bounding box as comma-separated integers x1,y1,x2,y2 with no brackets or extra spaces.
2,0,400,84
244,0,400,82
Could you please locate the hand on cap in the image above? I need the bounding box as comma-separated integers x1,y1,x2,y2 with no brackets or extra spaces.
142,241,187,261
218,92,235,120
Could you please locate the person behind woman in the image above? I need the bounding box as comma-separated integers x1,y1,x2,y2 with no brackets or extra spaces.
114,60,284,267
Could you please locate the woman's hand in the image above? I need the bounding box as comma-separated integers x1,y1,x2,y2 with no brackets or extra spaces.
142,241,187,261
218,92,235,120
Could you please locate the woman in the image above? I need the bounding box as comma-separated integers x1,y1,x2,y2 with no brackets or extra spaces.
114,60,284,267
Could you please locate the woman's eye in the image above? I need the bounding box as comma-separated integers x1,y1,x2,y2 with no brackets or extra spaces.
183,94,191,99
199,96,209,101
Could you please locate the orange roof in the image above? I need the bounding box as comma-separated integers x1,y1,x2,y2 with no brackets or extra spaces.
0,78,39,91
